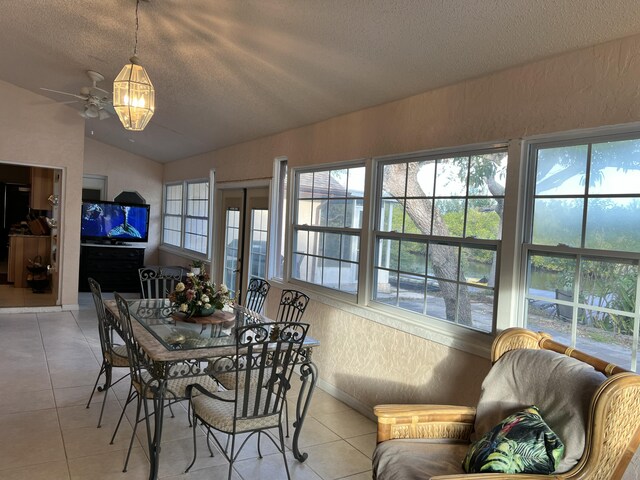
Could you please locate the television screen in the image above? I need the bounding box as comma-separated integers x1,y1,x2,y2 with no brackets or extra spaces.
81,201,150,243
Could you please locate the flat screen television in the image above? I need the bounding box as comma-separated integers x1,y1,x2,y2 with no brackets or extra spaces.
81,200,150,243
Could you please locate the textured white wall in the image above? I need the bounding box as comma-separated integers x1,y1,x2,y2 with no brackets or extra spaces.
164,34,640,418
164,37,640,475
83,138,164,265
0,79,84,307
0,83,165,305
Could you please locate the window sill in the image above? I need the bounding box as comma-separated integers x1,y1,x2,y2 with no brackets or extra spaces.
158,244,208,263
267,279,493,359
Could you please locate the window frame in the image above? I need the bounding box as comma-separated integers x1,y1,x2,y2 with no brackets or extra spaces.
287,159,366,300
370,146,508,334
162,182,184,248
275,128,640,363
183,179,210,255
268,157,288,281
161,177,211,258
279,145,513,358
521,130,640,371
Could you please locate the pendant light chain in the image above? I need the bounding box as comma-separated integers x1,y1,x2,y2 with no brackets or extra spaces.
133,0,140,56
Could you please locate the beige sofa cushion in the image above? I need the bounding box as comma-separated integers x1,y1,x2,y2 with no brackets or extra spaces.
473,348,606,473
373,439,468,480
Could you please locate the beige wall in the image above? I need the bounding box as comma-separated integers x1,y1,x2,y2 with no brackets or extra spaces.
83,138,164,264
0,79,84,307
0,82,165,306
169,34,640,182
163,34,640,411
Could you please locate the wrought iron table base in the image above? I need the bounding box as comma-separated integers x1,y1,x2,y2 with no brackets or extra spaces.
292,361,318,461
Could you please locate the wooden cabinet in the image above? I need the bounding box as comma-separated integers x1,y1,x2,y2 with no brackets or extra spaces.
30,167,54,210
79,244,145,293
7,235,51,287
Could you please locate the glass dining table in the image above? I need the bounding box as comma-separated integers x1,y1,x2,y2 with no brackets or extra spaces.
104,298,319,480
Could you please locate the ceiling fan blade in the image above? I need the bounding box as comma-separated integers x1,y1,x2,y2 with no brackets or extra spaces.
103,102,117,115
93,86,112,96
40,87,87,101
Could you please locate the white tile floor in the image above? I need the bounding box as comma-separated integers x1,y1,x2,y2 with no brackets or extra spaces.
0,294,376,480
0,284,57,308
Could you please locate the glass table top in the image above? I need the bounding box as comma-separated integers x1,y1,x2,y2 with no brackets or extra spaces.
127,299,268,351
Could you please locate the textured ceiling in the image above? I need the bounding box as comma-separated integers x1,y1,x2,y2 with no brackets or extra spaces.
2,0,640,163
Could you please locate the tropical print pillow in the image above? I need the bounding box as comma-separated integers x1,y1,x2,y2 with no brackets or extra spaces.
463,406,565,474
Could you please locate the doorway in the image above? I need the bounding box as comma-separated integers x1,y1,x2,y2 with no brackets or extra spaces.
0,162,62,307
216,187,269,306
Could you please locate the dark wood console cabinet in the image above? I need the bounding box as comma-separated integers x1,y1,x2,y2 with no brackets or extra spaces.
79,244,144,293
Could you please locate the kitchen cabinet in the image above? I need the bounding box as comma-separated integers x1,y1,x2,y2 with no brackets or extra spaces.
30,167,54,210
7,234,51,288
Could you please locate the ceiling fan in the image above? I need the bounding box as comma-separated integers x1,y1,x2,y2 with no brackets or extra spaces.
40,70,115,120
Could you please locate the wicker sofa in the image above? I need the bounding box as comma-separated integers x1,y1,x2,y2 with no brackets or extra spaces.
373,328,640,480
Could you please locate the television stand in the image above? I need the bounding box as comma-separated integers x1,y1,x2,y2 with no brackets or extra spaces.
79,243,145,293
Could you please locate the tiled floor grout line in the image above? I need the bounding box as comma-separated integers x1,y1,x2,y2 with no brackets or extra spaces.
0,306,375,479
35,312,76,480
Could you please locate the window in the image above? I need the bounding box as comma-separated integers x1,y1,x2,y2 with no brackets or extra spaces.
184,181,209,254
223,208,240,298
249,209,269,280
524,135,640,371
292,165,365,294
162,179,209,255
163,183,183,247
373,148,508,333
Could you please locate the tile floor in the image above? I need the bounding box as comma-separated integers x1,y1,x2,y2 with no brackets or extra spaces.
0,284,57,308
0,293,376,480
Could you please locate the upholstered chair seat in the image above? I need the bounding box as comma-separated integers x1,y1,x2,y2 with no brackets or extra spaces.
373,440,468,479
104,345,129,367
191,388,280,432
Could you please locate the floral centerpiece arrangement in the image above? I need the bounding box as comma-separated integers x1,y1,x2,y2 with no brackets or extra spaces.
168,270,231,317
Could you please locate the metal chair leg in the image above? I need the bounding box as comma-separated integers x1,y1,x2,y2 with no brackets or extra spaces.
284,397,290,437
86,362,106,408
111,384,136,444
279,424,292,480
185,414,199,473
96,364,113,428
123,395,143,472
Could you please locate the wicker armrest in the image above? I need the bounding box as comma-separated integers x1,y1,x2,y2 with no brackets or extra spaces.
374,404,477,443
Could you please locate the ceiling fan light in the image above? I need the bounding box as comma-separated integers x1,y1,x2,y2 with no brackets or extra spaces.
113,56,155,131
84,103,100,118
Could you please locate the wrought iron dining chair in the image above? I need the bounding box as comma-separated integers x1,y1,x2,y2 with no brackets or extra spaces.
276,289,310,323
245,277,271,313
112,292,219,472
210,288,311,436
138,265,185,299
206,279,270,398
276,289,310,435
186,321,310,480
85,277,130,428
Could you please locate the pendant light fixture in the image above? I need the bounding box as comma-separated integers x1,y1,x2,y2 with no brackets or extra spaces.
113,0,155,131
